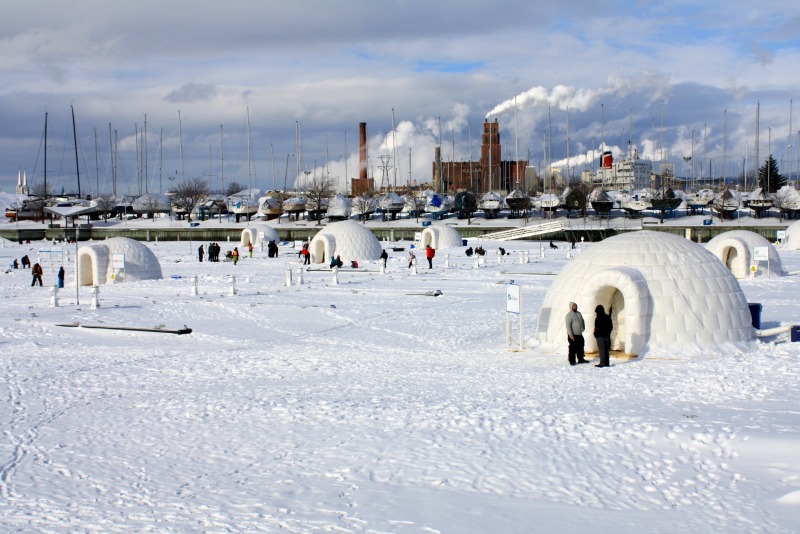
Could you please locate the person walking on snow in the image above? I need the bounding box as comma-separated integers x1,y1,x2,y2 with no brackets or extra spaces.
232,247,239,265
408,249,415,268
593,304,613,368
565,302,589,366
57,266,65,289
248,243,253,258
31,263,43,286
380,249,388,269
198,245,204,263
425,245,435,269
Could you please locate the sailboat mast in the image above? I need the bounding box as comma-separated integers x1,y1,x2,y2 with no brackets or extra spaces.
94,128,99,196
246,108,253,197
220,125,225,194
391,108,398,189
72,105,81,198
514,97,520,187
143,114,148,194
178,110,185,182
344,130,349,194
755,103,760,181
270,143,275,191
723,109,727,187
44,112,48,201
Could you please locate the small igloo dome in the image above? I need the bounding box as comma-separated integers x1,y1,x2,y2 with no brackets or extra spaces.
240,225,280,247
535,231,754,356
309,220,383,264
420,224,463,249
706,230,784,279
77,237,162,285
783,220,800,250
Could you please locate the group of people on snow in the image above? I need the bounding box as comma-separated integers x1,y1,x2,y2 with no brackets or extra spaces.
199,243,224,262
565,302,613,368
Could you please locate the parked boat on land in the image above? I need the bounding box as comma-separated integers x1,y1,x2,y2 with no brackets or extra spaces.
616,190,649,216
256,195,283,221
378,191,405,220
685,188,714,213
226,188,261,222
424,191,451,220
589,187,614,215
478,191,505,218
326,194,352,221
712,188,740,219
282,195,307,220
505,188,530,217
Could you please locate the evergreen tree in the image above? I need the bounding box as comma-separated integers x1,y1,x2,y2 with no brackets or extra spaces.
757,155,786,193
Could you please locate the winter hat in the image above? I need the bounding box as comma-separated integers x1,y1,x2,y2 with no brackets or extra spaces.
595,304,605,313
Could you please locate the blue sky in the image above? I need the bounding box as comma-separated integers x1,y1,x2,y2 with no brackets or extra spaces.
1,0,799,195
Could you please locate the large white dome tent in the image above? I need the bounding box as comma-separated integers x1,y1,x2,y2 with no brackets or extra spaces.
77,237,163,286
705,230,784,279
419,224,463,249
535,231,754,357
239,225,280,247
308,220,383,264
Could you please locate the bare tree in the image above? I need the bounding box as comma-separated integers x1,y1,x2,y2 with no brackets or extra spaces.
772,187,794,223
406,185,427,222
351,183,376,223
93,194,117,222
169,177,209,222
306,174,337,225
225,181,246,197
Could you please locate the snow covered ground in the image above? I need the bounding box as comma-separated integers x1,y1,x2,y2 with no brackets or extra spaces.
0,229,799,532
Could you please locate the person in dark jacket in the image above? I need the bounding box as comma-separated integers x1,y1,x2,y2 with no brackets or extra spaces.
31,263,43,286
594,304,613,368
198,245,204,262
57,266,65,289
379,249,388,269
21,255,30,268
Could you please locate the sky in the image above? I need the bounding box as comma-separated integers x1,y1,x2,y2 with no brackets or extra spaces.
0,216,799,531
2,0,800,196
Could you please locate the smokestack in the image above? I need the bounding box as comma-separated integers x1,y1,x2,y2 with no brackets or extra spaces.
359,122,368,181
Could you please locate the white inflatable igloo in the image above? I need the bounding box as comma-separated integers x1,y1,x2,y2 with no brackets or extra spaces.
706,230,784,279
240,225,280,247
535,231,754,356
77,237,163,286
309,220,383,264
419,224,463,249
783,220,800,250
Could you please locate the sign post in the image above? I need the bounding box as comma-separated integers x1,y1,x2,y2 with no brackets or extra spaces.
505,282,524,351
753,246,769,278
112,253,126,283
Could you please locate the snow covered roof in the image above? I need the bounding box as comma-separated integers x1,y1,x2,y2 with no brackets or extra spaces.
132,193,172,212
309,220,383,264
535,231,754,356
706,230,784,279
77,237,163,285
420,224,463,249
